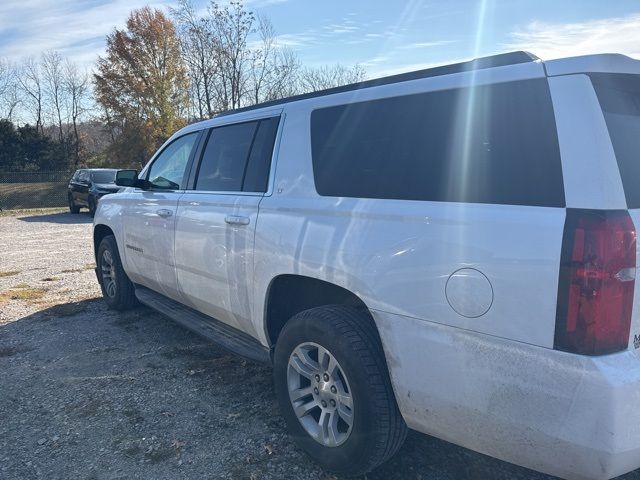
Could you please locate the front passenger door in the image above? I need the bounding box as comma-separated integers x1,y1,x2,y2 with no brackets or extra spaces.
122,132,200,301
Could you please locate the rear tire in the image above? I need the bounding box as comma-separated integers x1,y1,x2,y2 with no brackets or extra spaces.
68,194,80,214
97,235,137,310
273,305,407,476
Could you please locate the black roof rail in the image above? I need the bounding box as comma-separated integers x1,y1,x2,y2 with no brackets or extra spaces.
216,51,539,118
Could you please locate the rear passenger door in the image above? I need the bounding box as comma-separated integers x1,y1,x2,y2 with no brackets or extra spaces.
175,114,281,336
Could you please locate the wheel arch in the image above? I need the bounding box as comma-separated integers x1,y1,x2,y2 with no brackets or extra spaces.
93,224,115,262
264,274,378,348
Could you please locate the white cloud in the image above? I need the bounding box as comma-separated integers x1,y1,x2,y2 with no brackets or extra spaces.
398,40,457,50
0,0,176,69
504,13,640,60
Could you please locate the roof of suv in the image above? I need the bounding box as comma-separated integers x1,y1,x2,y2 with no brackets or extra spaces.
173,51,640,140
217,51,540,118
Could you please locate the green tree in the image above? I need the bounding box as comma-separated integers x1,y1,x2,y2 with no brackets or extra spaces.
0,119,67,172
0,119,21,170
94,7,189,167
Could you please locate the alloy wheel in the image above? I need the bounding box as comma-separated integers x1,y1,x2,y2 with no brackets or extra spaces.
287,342,354,447
100,249,117,298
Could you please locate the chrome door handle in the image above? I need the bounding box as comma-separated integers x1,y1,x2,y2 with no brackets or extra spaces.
156,208,173,218
225,215,250,226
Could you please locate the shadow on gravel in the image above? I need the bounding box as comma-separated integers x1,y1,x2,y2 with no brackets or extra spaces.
16,212,93,224
1,299,637,480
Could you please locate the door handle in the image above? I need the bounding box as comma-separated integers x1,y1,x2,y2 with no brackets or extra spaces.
225,215,250,226
156,208,173,218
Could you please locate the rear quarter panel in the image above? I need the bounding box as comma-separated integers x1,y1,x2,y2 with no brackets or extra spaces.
253,64,565,348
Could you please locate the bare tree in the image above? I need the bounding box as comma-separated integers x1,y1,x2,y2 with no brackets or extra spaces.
64,60,89,167
209,1,254,110
171,0,221,119
0,59,12,101
299,64,367,93
249,15,300,103
0,59,20,120
42,50,67,143
17,57,44,132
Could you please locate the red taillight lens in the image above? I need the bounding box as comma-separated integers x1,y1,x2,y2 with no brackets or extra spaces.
554,209,636,355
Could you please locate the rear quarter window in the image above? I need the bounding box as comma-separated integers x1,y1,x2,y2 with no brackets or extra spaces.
310,78,565,207
590,73,640,209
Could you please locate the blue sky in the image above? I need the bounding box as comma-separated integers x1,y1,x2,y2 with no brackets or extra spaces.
1,0,640,77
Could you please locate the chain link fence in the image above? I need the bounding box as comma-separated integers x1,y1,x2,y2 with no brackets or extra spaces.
0,171,73,210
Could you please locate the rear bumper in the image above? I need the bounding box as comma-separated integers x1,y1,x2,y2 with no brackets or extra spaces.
372,310,640,480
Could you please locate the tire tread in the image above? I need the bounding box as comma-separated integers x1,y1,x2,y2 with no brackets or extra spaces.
277,305,407,475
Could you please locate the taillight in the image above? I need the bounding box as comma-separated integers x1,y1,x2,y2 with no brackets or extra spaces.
554,209,636,355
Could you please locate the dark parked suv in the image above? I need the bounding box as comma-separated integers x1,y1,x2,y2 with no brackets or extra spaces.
68,169,119,215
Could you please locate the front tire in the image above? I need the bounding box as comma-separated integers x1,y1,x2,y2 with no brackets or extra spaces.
68,194,80,214
273,305,407,476
88,197,97,217
97,235,137,310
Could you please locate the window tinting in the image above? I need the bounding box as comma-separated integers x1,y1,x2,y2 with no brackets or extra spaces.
591,74,640,208
196,122,257,191
243,117,279,192
310,79,564,207
147,132,198,190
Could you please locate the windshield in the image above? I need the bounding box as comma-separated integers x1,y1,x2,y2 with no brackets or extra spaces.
91,170,116,184
591,73,640,208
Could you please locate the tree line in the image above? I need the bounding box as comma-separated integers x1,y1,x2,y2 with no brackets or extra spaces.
0,0,366,172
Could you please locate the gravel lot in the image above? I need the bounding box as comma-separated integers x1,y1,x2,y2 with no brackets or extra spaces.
1,211,639,480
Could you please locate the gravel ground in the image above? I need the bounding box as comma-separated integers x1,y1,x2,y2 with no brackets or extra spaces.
0,211,639,480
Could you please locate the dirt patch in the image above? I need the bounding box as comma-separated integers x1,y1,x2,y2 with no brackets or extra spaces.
0,345,31,357
44,301,91,317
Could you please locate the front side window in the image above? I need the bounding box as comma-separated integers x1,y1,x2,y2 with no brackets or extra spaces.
78,171,89,183
147,132,199,190
310,78,564,207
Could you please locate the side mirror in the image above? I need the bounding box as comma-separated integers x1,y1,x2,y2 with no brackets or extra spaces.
115,169,149,189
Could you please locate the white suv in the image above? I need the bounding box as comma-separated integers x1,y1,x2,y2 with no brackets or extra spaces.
93,51,640,480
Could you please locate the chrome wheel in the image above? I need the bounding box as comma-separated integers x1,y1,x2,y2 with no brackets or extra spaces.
287,342,354,447
100,249,117,298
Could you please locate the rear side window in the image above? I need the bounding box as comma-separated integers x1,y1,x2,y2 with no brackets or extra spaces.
195,117,279,192
310,79,564,207
591,74,640,209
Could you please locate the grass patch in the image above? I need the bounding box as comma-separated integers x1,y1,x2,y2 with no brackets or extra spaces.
61,268,84,274
13,282,30,289
0,181,67,210
84,263,96,270
0,206,67,217
0,286,46,304
41,276,60,282
0,270,20,278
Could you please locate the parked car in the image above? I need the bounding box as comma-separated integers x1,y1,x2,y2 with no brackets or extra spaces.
68,168,120,215
92,51,640,480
